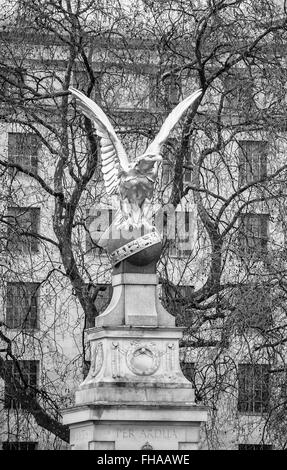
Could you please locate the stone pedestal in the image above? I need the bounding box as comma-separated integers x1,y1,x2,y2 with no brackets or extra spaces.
63,261,207,450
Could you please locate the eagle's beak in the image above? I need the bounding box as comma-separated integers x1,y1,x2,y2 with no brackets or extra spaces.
147,155,162,162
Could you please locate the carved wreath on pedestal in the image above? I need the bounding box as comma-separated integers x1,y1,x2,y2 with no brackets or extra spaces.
126,342,160,376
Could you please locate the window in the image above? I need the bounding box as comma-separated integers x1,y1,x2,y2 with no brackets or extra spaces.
223,72,254,115
160,138,177,188
178,285,195,298
150,72,181,111
8,133,40,174
6,282,39,330
4,360,39,410
161,159,172,187
234,284,272,331
173,211,192,257
183,153,192,185
278,369,287,409
102,70,150,110
238,364,270,413
238,444,272,450
0,66,25,101
6,206,40,253
86,208,114,253
15,2,39,27
158,143,192,189
160,209,192,257
163,72,181,108
239,141,267,186
86,284,112,328
73,70,101,102
160,283,194,314
2,441,38,450
181,361,195,383
239,213,268,257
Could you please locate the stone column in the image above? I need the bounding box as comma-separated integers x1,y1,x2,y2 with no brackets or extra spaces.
63,260,207,450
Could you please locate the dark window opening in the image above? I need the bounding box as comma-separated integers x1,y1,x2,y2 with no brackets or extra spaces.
6,206,40,253
6,282,39,330
233,284,273,331
8,132,40,174
239,213,268,258
2,441,38,450
73,70,102,103
238,444,272,450
238,140,267,186
86,208,114,253
4,360,39,410
238,364,270,414
86,284,112,328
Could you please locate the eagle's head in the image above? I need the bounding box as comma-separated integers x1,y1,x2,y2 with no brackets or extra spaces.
133,154,162,172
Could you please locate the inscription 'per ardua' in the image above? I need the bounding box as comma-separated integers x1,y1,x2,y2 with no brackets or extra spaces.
116,427,178,440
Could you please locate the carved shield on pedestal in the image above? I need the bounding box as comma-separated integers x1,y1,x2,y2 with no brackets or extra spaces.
90,342,104,378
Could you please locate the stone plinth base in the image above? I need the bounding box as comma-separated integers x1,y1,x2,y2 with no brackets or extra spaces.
63,326,207,450
63,403,207,450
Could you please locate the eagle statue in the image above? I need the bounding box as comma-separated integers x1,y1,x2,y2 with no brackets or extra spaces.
69,87,202,265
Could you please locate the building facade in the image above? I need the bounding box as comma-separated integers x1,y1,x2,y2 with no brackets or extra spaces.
0,0,287,450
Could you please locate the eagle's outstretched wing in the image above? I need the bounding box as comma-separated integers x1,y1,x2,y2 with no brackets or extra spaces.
143,89,202,156
69,87,129,195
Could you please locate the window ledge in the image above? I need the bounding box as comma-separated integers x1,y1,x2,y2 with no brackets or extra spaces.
238,411,269,417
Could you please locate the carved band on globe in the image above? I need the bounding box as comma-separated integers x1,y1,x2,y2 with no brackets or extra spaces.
110,230,162,266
